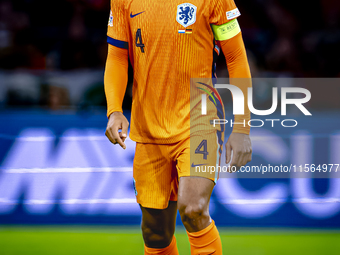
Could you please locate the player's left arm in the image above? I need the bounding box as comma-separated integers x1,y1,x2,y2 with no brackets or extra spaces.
213,19,252,169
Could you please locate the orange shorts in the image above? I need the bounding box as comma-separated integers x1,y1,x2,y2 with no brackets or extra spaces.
133,131,224,209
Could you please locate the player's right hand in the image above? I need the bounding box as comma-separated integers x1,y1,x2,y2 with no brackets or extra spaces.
105,112,129,149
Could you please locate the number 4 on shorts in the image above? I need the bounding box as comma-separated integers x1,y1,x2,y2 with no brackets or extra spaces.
195,139,209,160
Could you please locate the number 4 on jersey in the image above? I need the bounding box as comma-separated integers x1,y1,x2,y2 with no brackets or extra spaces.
135,29,145,53
195,140,209,160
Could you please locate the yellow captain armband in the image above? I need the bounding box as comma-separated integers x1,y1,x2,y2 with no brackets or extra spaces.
212,19,241,41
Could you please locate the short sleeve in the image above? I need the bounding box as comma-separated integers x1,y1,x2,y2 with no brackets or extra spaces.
107,0,129,49
210,0,241,25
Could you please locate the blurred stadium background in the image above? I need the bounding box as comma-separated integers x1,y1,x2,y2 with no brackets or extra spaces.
0,0,340,254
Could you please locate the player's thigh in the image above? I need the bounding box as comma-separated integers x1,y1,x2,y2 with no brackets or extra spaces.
134,142,176,209
177,176,214,212
140,201,177,247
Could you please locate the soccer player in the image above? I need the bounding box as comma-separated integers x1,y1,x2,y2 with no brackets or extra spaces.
104,0,252,254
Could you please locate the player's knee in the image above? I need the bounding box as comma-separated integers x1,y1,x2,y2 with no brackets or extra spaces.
178,200,209,225
141,224,173,248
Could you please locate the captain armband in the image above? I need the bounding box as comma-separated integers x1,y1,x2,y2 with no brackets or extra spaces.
211,19,241,41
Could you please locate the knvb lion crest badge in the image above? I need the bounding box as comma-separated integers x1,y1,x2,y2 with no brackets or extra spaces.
176,3,197,27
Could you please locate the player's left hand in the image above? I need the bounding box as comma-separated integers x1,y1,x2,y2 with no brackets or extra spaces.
225,133,252,170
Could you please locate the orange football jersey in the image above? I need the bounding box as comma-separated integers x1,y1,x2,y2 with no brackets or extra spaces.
107,0,241,144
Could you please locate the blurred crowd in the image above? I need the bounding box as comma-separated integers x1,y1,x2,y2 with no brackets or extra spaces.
234,0,340,78
0,0,339,110
0,0,108,70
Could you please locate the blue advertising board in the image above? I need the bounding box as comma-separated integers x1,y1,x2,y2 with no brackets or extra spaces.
0,110,340,227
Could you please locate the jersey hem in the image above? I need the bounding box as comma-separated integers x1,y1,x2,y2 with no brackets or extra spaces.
129,131,190,144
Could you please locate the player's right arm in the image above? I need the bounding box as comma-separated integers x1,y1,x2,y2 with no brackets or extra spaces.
104,1,130,149
104,45,129,149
